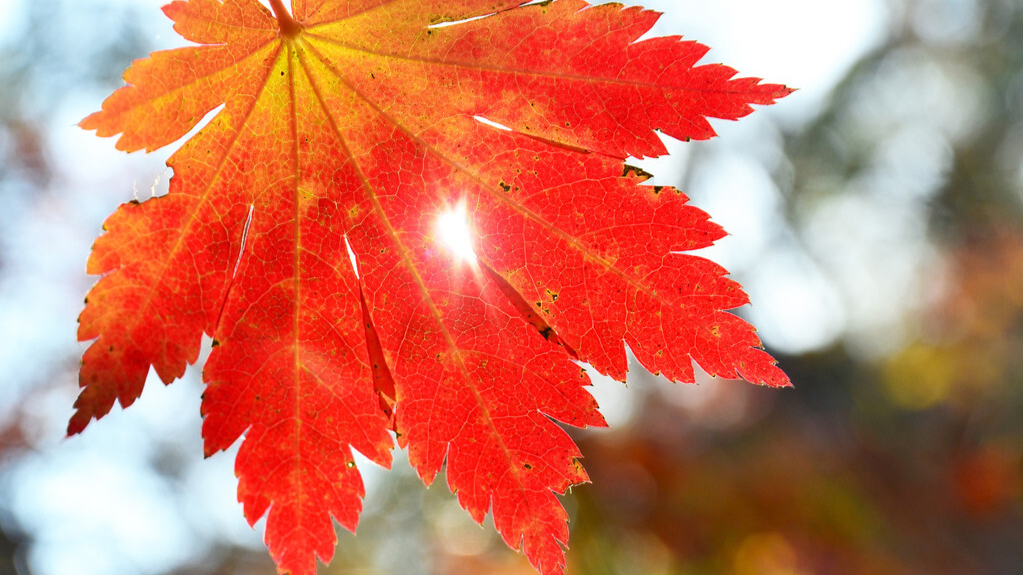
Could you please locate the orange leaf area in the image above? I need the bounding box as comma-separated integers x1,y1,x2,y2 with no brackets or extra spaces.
74,1,791,574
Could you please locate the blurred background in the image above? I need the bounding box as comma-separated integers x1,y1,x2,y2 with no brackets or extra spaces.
2,0,1022,573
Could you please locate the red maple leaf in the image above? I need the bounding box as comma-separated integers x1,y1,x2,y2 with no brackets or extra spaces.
73,1,792,573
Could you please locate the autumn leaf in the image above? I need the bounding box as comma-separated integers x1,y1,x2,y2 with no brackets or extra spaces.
73,0,792,574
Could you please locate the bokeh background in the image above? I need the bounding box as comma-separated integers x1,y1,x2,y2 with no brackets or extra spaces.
2,0,1022,573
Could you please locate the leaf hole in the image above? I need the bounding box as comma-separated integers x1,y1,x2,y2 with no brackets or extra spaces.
473,115,512,132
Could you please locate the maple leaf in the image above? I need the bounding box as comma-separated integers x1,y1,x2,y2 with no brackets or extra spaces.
73,1,792,574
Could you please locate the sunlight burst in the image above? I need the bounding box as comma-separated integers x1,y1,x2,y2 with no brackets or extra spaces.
435,201,478,264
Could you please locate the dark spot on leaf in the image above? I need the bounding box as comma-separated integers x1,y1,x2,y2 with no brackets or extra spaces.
622,164,654,180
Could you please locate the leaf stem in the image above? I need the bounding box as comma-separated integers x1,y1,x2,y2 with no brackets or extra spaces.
268,0,302,37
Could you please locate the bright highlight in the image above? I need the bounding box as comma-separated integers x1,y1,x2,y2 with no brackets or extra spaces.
435,202,478,264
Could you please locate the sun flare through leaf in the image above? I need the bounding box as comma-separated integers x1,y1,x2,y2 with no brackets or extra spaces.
435,201,478,264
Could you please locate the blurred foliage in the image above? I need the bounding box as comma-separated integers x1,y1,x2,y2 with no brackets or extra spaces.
2,0,1023,574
